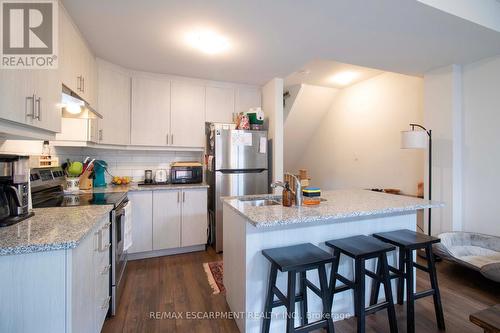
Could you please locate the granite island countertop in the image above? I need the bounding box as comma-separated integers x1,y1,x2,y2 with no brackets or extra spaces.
223,189,443,228
0,205,113,256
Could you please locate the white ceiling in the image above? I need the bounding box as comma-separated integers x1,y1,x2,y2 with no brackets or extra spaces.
284,60,383,89
62,0,500,85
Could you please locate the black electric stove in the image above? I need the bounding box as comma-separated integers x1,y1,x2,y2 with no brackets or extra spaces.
30,166,127,208
32,191,127,208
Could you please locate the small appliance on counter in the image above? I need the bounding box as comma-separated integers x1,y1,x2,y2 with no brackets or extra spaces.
144,170,153,184
0,155,34,227
154,169,168,184
170,162,203,184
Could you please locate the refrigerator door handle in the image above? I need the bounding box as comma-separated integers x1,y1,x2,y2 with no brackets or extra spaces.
218,168,267,174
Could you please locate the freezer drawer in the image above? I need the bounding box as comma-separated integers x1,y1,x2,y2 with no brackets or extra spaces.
215,129,268,170
214,170,268,252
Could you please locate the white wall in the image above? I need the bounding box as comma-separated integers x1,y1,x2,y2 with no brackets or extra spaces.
284,84,338,171
296,72,424,195
462,56,500,236
423,65,463,235
262,78,284,186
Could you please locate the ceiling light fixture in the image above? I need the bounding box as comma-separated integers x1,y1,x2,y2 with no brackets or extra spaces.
184,29,230,55
329,71,360,86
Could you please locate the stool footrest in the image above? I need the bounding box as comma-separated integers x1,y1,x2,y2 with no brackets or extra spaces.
414,289,435,300
413,262,430,273
304,279,322,298
334,284,351,294
365,301,390,315
294,319,330,333
272,286,288,308
336,274,355,288
365,269,383,281
271,294,305,308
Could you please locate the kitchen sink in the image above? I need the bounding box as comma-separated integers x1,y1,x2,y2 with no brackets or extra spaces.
239,198,281,207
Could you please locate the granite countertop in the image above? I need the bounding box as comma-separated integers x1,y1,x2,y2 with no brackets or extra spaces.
223,189,443,228
0,205,113,256
85,182,209,194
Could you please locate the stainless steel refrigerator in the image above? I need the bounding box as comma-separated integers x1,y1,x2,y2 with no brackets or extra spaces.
206,122,269,253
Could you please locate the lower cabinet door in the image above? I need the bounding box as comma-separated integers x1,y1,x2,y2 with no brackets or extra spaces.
181,189,208,247
153,190,181,250
128,191,153,254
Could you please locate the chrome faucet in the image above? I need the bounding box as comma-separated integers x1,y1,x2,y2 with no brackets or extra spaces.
270,172,303,206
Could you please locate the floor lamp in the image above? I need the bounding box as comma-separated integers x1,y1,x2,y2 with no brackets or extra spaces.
401,123,432,236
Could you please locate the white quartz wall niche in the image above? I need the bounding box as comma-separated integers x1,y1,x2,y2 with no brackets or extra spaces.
223,204,416,333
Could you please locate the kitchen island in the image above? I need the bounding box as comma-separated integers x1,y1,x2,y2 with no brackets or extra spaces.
222,189,442,333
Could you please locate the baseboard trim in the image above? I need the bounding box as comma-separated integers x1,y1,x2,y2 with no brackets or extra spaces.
127,244,206,261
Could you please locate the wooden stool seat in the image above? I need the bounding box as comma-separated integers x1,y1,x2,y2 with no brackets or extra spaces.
326,235,395,259
262,243,333,272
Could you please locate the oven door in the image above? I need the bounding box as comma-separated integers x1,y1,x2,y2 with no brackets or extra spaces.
111,199,128,315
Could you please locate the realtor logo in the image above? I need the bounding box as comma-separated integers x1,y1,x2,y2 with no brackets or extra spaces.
1,0,58,68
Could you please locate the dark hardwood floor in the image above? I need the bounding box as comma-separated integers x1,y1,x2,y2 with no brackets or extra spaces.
103,248,500,333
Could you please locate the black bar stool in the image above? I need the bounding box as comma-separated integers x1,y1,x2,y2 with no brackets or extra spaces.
262,243,335,333
326,235,398,333
371,229,445,333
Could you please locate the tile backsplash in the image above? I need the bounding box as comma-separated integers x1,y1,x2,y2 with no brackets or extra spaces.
53,147,203,182
0,140,202,183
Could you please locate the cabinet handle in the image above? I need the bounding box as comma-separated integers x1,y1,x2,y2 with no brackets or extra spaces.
101,264,111,275
25,95,35,119
99,129,103,141
183,192,185,202
82,77,85,93
166,133,169,145
77,76,81,91
102,222,111,229
100,243,111,252
171,134,174,145
177,191,180,203
35,96,41,121
101,296,111,310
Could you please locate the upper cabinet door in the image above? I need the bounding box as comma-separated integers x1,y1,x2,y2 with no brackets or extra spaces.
170,81,205,147
131,76,171,146
97,61,131,145
205,85,235,123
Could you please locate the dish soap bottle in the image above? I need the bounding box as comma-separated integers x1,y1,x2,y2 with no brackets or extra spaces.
282,181,293,207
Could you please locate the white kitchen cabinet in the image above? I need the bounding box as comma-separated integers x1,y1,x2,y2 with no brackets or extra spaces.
128,191,153,254
131,76,171,146
0,68,61,134
153,190,181,250
181,188,208,247
170,81,205,147
235,86,261,114
205,85,235,123
97,60,131,145
152,188,208,250
60,5,96,106
0,214,110,333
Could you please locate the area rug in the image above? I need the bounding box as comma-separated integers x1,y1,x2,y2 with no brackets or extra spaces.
203,261,225,294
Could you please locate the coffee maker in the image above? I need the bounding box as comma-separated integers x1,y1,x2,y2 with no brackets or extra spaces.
0,155,34,227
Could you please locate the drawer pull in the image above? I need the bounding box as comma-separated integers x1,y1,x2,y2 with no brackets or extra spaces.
101,243,111,252
102,222,111,229
101,264,111,275
101,296,111,310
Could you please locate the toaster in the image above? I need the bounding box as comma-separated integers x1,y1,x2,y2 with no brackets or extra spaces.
170,162,203,184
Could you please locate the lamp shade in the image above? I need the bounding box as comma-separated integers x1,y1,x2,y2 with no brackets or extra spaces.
401,130,427,149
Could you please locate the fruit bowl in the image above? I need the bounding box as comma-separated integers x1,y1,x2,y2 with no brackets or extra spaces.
112,176,131,185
